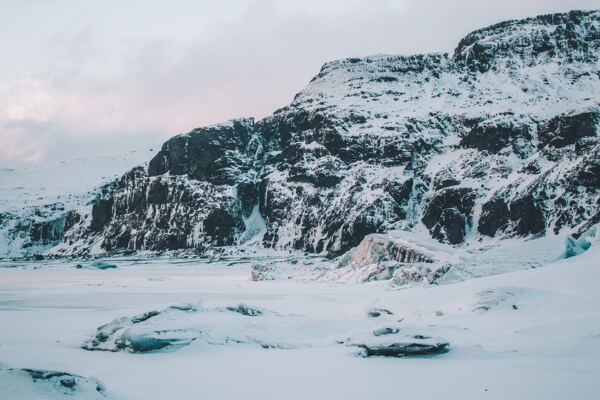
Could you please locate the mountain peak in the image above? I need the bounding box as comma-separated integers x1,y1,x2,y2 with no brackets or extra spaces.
453,9,600,71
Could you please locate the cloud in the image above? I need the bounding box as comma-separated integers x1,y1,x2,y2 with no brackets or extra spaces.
0,0,598,166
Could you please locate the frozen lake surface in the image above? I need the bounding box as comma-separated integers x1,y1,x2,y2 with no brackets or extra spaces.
1,249,599,399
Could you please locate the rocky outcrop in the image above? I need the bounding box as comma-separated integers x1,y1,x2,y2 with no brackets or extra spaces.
328,232,455,284
357,341,449,357
339,233,436,268
55,120,262,255
460,115,534,157
147,118,260,185
453,10,600,72
422,188,477,244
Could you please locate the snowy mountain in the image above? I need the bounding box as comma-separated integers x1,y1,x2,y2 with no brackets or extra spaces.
2,10,599,269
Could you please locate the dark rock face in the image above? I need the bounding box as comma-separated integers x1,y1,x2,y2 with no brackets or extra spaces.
104,173,242,251
63,211,81,233
204,208,243,246
461,117,533,157
148,118,257,185
577,155,600,189
454,10,600,72
33,10,600,258
30,217,65,243
509,195,546,236
57,120,259,255
422,188,477,244
91,199,113,231
538,110,599,150
479,198,510,236
237,180,260,217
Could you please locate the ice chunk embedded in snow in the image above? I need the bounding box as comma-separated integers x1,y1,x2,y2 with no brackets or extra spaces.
0,365,107,399
563,224,599,259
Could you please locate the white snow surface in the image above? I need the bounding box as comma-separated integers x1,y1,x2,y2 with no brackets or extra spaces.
0,148,154,215
1,239,599,399
0,148,155,257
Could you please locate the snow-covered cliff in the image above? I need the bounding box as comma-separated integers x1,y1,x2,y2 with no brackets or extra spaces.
2,10,599,261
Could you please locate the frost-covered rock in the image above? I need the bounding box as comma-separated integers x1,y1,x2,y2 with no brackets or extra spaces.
225,303,265,317
357,341,449,358
339,233,436,268
83,302,454,354
0,364,107,399
372,327,400,337
89,260,117,269
330,231,458,284
82,303,291,352
367,308,394,318
83,306,201,352
350,327,450,357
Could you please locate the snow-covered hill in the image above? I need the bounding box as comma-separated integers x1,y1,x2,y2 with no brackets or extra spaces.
1,11,599,286
0,148,154,257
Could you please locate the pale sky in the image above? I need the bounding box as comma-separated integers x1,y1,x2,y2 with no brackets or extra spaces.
1,0,598,166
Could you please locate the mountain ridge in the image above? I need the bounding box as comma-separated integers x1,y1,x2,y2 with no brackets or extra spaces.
1,9,599,260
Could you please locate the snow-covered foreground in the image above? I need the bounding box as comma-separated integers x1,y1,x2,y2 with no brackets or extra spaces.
1,246,599,399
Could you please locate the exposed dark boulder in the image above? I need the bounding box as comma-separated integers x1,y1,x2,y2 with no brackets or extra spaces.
5,367,108,396
225,303,264,316
358,341,449,357
367,308,393,318
373,327,400,336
